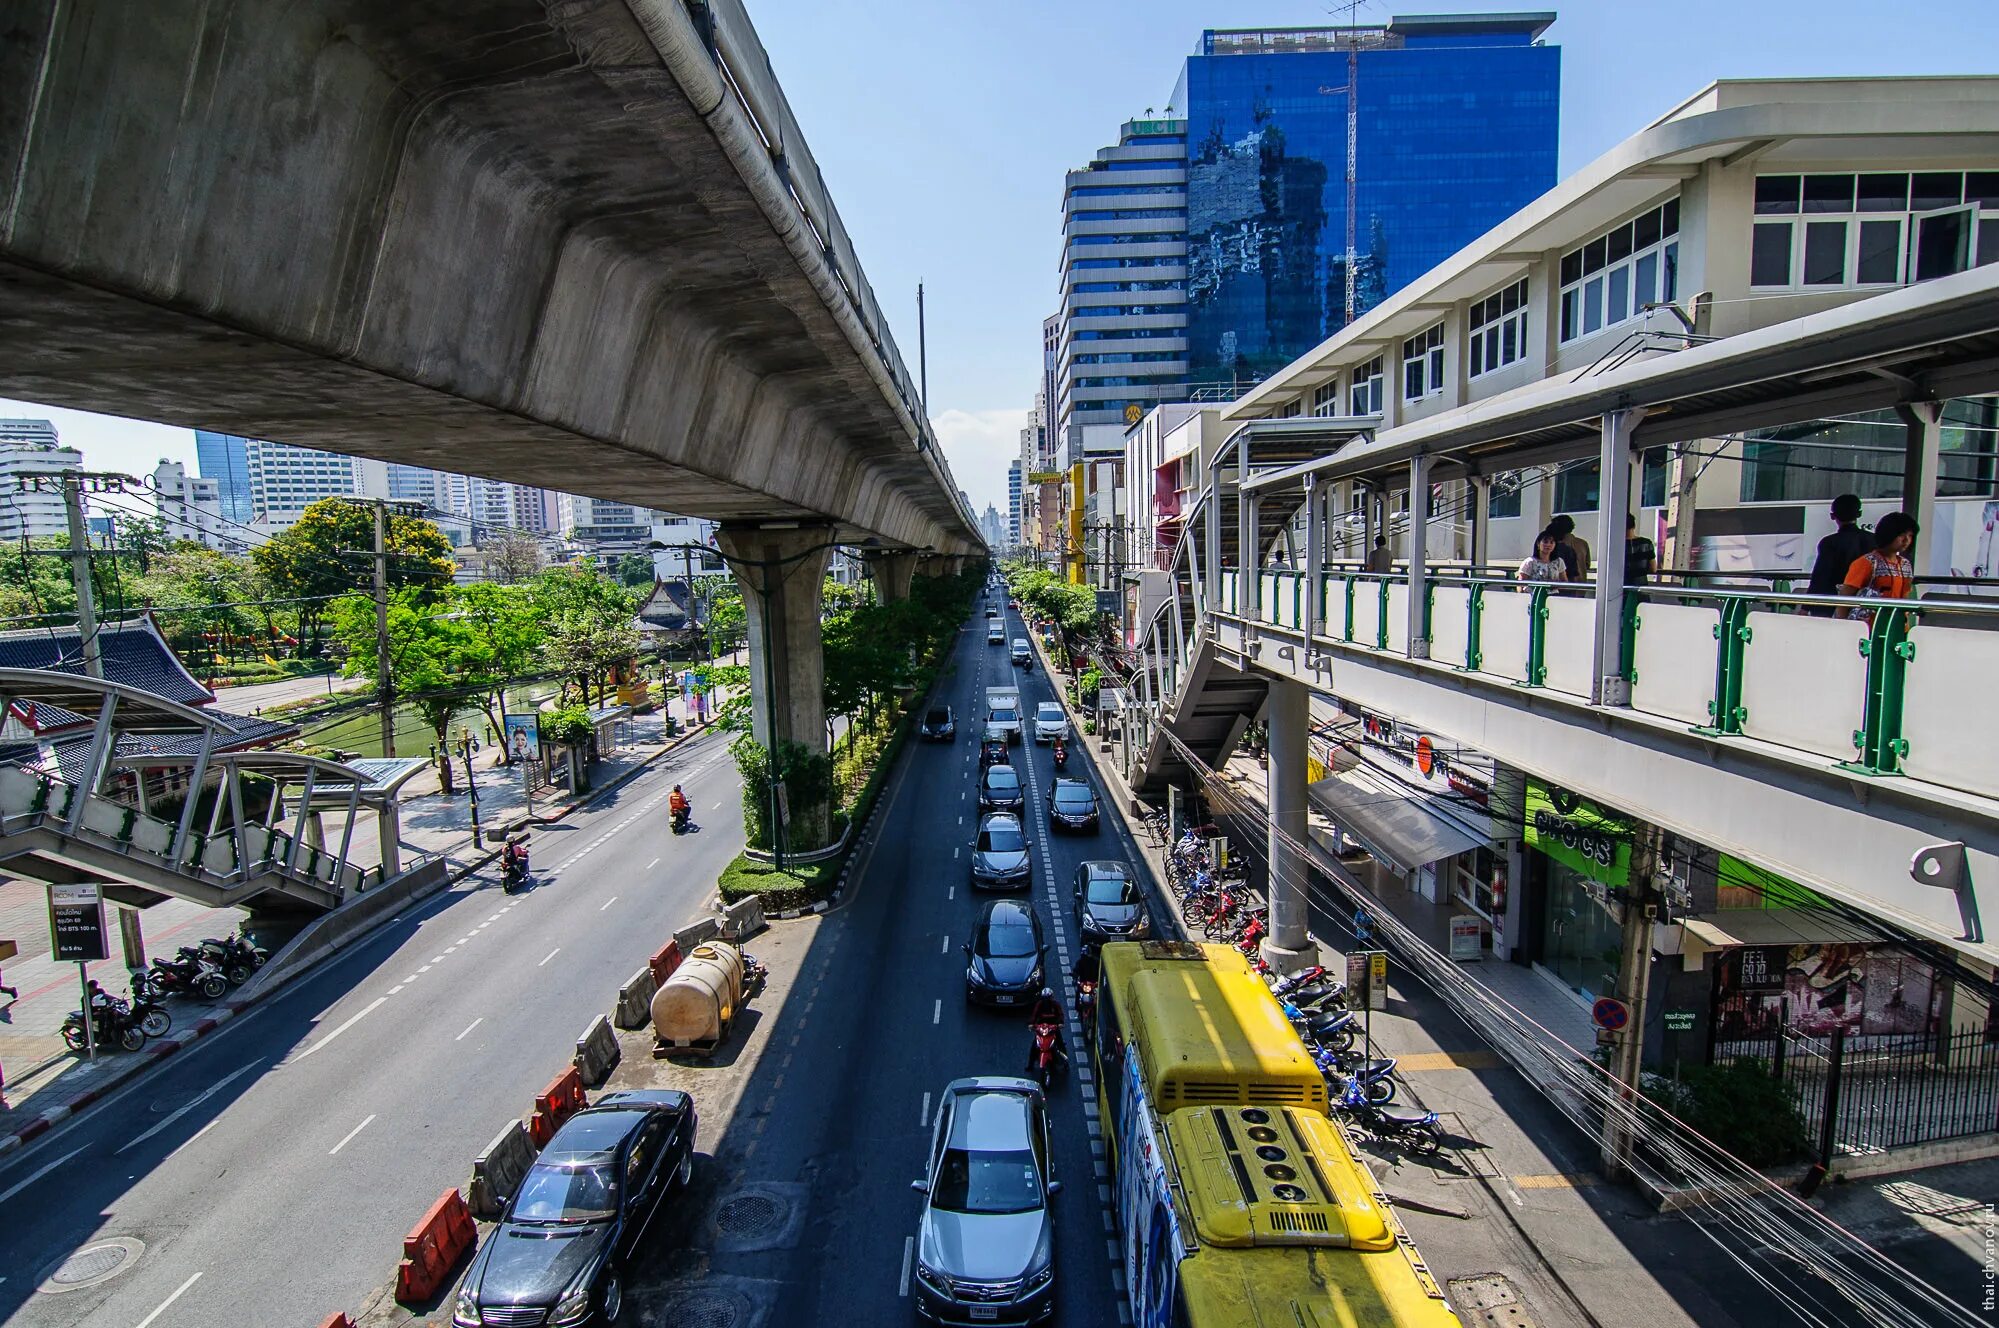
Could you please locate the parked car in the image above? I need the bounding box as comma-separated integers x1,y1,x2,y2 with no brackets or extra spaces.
962,899,1046,1005
912,1077,1058,1323
1045,778,1099,833
971,813,1032,889
1074,861,1149,942
919,705,956,741
988,624,1006,645
978,763,1025,813
1010,639,1032,667
454,1089,696,1328
1031,702,1068,745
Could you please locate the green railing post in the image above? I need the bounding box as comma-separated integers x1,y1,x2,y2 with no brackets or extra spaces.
1702,595,1751,735
1526,585,1550,687
1619,594,1642,685
1292,572,1302,630
1376,577,1391,650
1466,583,1485,672
1343,577,1357,643
1852,605,1916,775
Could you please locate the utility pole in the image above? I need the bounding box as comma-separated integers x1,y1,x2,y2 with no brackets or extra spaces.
370,500,396,757
1600,823,1665,1178
60,475,102,678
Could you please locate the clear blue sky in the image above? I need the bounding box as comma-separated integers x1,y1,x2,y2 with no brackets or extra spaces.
9,0,1996,516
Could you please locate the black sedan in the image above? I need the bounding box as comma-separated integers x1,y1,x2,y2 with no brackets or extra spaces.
1074,860,1150,942
964,898,1047,1007
919,705,956,741
1045,777,1099,833
978,763,1025,813
454,1090,696,1327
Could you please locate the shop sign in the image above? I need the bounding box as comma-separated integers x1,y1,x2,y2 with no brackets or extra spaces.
1524,780,1631,890
1663,1010,1697,1033
1448,915,1483,962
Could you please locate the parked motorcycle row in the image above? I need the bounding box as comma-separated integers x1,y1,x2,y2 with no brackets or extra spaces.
62,933,267,1055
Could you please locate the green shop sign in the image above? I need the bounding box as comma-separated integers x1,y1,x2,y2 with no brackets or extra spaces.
1524,780,1631,890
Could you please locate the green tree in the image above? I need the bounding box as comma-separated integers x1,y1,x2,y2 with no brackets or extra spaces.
613,553,656,590
134,545,262,667
704,581,746,656
112,515,170,576
327,588,480,767
253,499,453,651
451,582,546,759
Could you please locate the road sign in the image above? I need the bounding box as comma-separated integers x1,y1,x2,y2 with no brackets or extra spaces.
1367,951,1389,1011
1591,996,1630,1032
1663,1010,1696,1033
48,882,107,962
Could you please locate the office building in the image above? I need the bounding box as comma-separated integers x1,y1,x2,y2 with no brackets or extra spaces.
0,422,82,541
559,494,650,549
152,459,236,551
242,440,387,534
979,504,1006,549
193,431,255,525
1007,461,1023,544
1177,17,1559,387
649,513,726,582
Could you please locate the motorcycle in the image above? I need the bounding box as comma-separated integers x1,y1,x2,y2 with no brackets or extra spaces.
1051,739,1068,772
1319,1048,1398,1104
1269,965,1329,999
671,804,691,834
62,993,151,1053
199,935,265,986
1028,1021,1067,1090
501,839,530,893
141,951,229,1002
1286,1004,1358,1055
1331,1076,1443,1156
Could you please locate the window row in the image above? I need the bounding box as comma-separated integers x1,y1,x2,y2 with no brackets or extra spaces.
1749,192,1999,290
1402,325,1445,401
1468,278,1529,378
1071,351,1183,365
1071,328,1181,341
1558,200,1679,344
1070,256,1181,270
1072,234,1183,246
1071,280,1185,293
1069,208,1188,223
1069,183,1186,198
1069,304,1181,319
1754,171,1999,217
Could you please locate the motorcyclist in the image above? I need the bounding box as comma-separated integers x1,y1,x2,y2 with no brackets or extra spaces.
1026,987,1069,1075
1071,944,1101,988
669,785,691,823
502,836,528,879
1051,734,1067,767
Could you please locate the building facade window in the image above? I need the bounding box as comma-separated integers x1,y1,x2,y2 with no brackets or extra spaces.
1070,184,1187,197
1070,256,1181,270
1736,396,1999,503
1467,278,1529,377
1311,382,1341,417
1071,280,1185,293
1401,325,1445,401
1749,171,1999,290
1068,208,1189,223
1558,199,1679,343
1488,474,1524,519
1349,356,1384,416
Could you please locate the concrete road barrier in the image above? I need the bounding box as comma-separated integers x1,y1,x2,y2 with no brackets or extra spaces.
395,1188,477,1303
574,1014,621,1086
674,916,720,952
468,1119,538,1220
720,895,765,940
615,965,658,1029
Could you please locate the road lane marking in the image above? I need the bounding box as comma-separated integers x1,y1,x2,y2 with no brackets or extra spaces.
940,936,949,954
134,1272,202,1328
600,896,618,911
295,997,389,1062
646,858,660,870
948,886,954,901
899,1235,914,1297
920,1091,931,1127
417,964,432,974
388,984,405,995
456,1017,483,1041
329,1113,378,1155
539,947,561,967
116,1062,263,1154
430,955,446,964
932,999,942,1025
0,1146,86,1206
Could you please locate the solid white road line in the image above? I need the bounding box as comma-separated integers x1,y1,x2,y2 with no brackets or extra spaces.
932,999,942,1025
294,997,389,1062
115,1062,263,1155
920,1091,931,1127
134,1272,202,1328
0,1145,86,1206
899,1235,915,1297
328,1113,378,1156
456,1017,483,1042
539,947,561,967
600,896,618,911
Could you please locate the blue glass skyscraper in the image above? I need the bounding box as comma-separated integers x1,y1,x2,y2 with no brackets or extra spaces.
1175,15,1560,386
194,430,254,524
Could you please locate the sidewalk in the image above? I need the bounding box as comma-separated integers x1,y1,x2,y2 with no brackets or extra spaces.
0,691,725,1141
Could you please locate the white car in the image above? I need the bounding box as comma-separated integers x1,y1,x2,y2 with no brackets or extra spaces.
1032,702,1069,744
987,624,1005,645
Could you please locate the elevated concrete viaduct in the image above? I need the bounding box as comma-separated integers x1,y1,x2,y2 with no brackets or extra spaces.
1,0,986,845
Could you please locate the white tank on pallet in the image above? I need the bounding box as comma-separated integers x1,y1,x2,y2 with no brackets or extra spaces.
650,940,743,1053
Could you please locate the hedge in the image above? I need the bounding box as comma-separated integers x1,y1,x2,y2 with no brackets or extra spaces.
718,853,842,913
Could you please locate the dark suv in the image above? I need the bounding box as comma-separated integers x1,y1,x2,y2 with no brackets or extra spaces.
919,705,956,741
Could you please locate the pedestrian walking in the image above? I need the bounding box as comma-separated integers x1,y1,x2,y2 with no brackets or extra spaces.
1807,494,1873,611
1548,514,1590,581
1363,537,1394,573
1517,529,1569,583
1838,512,1919,622
1625,514,1656,585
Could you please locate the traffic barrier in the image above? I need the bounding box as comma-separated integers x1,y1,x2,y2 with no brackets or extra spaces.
468,1119,538,1219
574,1014,621,1086
615,965,658,1029
649,938,685,987
394,1188,477,1303
673,916,719,953
528,1065,588,1146
720,895,765,941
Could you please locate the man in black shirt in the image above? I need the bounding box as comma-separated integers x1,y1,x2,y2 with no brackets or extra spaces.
1625,514,1656,584
1807,495,1873,611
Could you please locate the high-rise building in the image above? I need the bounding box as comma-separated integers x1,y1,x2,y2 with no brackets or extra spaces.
1007,461,1023,544
559,494,650,548
979,504,1006,549
0,421,81,541
193,431,255,525
243,441,387,534
1176,17,1560,387
151,460,236,551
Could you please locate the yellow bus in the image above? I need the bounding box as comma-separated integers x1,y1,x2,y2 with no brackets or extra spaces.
1094,941,1461,1328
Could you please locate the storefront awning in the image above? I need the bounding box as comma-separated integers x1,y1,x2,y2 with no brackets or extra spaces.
1682,908,1887,954
1307,769,1486,875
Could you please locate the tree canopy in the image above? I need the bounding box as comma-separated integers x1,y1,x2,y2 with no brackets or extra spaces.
252,499,454,648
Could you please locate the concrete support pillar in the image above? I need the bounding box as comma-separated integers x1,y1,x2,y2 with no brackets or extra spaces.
1361,484,1376,556
1407,454,1431,659
1593,409,1646,705
1470,475,1492,568
715,524,837,848
1303,479,1324,635
1898,401,1945,576
378,805,402,877
1261,675,1313,974
870,552,918,604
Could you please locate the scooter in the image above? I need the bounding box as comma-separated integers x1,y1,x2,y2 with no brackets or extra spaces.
140,951,229,1002
1270,965,1329,999
62,992,154,1053
1029,1022,1067,1090
1319,1048,1398,1104
1332,1076,1444,1156
671,804,691,834
1288,1004,1358,1055
198,935,264,986
1051,739,1069,772
501,839,531,892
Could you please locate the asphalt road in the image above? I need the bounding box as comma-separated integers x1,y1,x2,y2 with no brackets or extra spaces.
0,726,745,1325
628,593,1159,1323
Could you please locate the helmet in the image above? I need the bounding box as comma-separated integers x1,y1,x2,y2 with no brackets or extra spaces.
1039,987,1053,1000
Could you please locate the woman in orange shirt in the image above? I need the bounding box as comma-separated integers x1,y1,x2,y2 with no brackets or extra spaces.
1837,512,1919,620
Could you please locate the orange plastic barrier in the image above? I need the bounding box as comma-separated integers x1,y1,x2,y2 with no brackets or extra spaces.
649,940,683,987
394,1188,477,1303
315,1316,354,1328
527,1065,589,1146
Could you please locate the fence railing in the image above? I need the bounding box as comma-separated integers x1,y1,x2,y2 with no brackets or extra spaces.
1229,567,1999,806
1718,1026,1999,1157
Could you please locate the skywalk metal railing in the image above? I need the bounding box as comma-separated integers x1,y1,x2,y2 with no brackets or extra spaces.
1225,566,1999,806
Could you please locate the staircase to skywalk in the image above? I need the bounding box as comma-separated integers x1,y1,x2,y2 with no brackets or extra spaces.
1132,628,1269,796
0,765,360,913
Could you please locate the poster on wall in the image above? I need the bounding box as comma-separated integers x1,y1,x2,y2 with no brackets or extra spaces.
1711,943,1938,1041
503,713,541,765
